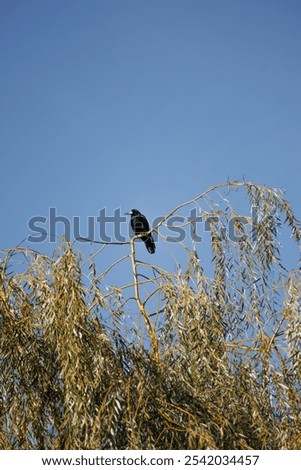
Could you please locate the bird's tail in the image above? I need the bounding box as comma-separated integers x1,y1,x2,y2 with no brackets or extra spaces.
144,235,156,254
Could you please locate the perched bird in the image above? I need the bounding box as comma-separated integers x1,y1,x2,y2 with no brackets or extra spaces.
125,209,156,254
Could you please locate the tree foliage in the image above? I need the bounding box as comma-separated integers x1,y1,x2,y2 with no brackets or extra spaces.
0,182,300,449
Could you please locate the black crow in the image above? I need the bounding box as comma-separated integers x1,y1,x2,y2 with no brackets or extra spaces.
125,209,156,254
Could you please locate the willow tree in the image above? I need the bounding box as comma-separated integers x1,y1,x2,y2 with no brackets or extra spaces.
0,181,300,450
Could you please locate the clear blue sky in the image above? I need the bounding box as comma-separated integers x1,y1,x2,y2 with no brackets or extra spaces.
1,0,300,266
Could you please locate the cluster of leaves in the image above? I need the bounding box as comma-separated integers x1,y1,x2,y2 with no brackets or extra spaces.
0,182,300,449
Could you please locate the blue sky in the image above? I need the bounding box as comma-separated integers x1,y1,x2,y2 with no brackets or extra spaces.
1,0,300,270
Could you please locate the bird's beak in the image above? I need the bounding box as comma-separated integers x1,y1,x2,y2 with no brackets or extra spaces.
125,211,132,215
